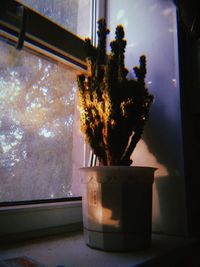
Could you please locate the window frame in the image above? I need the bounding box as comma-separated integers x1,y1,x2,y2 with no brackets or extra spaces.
0,0,87,70
0,0,106,241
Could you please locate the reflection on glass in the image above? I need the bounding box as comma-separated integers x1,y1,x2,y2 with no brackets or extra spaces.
0,40,82,201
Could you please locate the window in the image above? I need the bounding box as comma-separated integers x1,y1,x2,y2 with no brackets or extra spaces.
0,0,92,204
0,40,82,202
0,0,105,239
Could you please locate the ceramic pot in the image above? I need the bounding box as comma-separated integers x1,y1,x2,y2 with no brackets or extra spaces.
81,166,156,251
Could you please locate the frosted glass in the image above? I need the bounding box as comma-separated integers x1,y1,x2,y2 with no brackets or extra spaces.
0,40,83,202
19,0,91,38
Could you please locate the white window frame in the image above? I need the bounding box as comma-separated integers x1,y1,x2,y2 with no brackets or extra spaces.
0,0,106,242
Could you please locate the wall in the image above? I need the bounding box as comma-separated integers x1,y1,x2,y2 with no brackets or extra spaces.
178,20,200,235
107,0,188,235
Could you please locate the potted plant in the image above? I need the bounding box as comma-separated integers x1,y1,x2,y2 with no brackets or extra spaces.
77,18,156,251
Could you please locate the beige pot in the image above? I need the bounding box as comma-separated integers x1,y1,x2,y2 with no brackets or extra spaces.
81,166,156,251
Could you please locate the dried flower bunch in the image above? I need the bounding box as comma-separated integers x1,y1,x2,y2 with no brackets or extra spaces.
77,18,153,166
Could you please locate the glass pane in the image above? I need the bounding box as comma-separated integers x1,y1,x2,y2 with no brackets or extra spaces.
19,0,91,38
0,40,84,202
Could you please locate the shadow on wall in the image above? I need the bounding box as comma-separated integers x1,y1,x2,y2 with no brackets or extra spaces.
142,112,188,234
107,0,188,235
155,175,188,235
143,101,184,177
131,69,186,234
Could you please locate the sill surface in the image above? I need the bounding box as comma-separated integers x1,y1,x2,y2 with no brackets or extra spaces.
0,201,82,238
0,232,200,267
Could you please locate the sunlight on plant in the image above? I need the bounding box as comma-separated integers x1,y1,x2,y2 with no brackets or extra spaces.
77,19,153,166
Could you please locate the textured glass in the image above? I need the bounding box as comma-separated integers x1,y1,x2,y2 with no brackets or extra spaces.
19,0,91,37
0,40,83,202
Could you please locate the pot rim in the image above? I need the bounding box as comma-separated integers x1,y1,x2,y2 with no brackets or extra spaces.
80,166,157,172
80,166,156,184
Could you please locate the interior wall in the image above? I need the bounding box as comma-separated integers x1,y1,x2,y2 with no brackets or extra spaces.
177,19,200,235
107,0,188,235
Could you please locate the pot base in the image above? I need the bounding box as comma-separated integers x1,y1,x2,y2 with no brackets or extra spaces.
84,228,151,251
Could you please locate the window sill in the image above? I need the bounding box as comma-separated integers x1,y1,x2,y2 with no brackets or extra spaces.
0,200,82,240
0,231,199,267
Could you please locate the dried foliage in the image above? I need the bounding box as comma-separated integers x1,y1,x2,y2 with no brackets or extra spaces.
77,18,153,166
